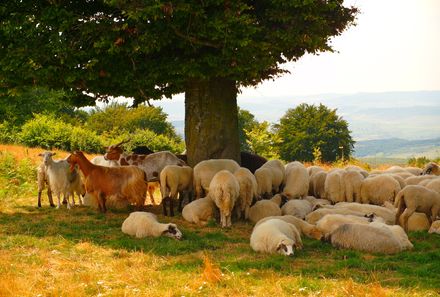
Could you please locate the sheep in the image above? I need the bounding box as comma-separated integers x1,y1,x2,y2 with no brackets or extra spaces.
328,223,411,254
368,221,413,250
250,218,302,256
90,155,119,167
404,167,423,176
303,195,331,209
405,175,436,186
254,159,285,199
310,171,327,199
428,220,440,234
316,213,380,237
343,170,365,203
422,162,439,175
282,161,309,199
307,165,324,177
395,185,440,232
393,171,415,179
324,169,345,204
121,212,182,240
248,194,285,224
305,207,369,225
383,201,431,231
66,151,147,213
38,151,82,209
255,215,323,240
333,202,396,225
386,174,407,190
233,167,258,220
425,178,440,193
182,197,216,226
193,159,240,199
159,165,193,217
344,165,369,178
36,162,54,207
281,199,313,219
208,170,240,228
360,175,401,205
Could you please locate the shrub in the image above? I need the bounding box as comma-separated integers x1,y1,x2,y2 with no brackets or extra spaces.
0,121,18,144
121,129,185,154
70,126,105,153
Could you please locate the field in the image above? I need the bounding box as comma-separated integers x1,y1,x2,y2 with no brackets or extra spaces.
0,145,439,297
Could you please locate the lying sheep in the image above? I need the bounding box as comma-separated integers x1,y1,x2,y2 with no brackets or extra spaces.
428,220,440,234
193,159,240,198
255,215,323,240
250,218,302,256
324,169,345,204
248,194,284,224
208,170,240,228
303,195,331,209
234,167,258,220
316,214,380,237
281,199,312,219
343,170,364,203
305,207,368,225
395,185,440,232
160,165,193,216
254,159,285,199
282,161,309,199
310,171,327,199
328,223,411,254
182,197,215,226
422,162,439,175
360,175,401,205
333,202,395,225
368,221,413,250
121,212,182,240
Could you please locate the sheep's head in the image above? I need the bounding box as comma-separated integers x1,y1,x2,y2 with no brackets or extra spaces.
162,223,182,240
38,151,55,166
66,152,81,172
276,239,294,256
422,162,439,175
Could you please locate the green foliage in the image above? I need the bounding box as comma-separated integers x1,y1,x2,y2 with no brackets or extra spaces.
0,152,35,201
120,129,185,154
407,156,435,168
276,103,355,162
238,107,259,151
0,121,18,144
245,121,281,160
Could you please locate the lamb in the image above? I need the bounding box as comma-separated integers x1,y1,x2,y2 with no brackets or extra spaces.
159,165,193,217
208,170,240,228
360,175,401,205
121,212,182,240
248,194,284,224
310,171,327,199
281,199,313,219
182,197,215,226
422,162,439,175
343,170,364,202
193,159,240,199
395,185,440,232
250,218,302,256
254,159,285,199
324,169,345,204
36,162,54,207
282,161,309,199
233,167,258,220
428,220,440,234
316,213,380,237
328,223,411,254
66,151,147,213
255,215,323,240
38,151,82,209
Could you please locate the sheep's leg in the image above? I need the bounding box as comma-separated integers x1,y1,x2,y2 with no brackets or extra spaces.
170,197,175,217
77,192,83,206
70,193,76,207
47,188,55,207
148,187,156,205
400,208,414,233
244,205,250,220
97,192,106,213
178,192,184,213
162,197,169,216
65,194,72,209
56,194,61,209
38,191,42,208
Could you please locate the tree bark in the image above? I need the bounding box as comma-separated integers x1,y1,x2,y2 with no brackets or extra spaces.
185,77,241,167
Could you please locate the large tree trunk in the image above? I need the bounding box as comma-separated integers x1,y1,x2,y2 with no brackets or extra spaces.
185,77,241,167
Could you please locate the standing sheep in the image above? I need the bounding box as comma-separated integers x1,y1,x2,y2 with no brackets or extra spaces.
160,165,193,217
208,170,240,228
282,161,309,199
254,159,285,199
426,178,440,193
422,162,439,175
182,197,216,226
325,169,345,204
250,219,302,256
311,171,327,199
360,175,401,205
37,162,54,207
121,212,182,239
343,170,364,202
234,167,258,220
405,175,436,186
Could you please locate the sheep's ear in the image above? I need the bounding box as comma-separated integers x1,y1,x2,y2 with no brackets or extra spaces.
276,242,287,253
164,224,177,235
365,213,375,222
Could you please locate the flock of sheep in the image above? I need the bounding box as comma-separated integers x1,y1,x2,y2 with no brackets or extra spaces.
36,144,440,256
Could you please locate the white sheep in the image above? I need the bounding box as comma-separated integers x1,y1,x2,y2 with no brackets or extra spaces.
248,194,284,224
282,161,309,199
333,202,396,225
193,159,240,198
160,165,193,216
182,197,215,226
428,220,440,234
324,169,345,204
386,174,407,190
383,201,430,231
121,212,182,239
404,166,423,176
343,170,365,203
344,165,369,178
422,162,439,175
368,221,413,250
310,171,327,199
307,165,325,177
90,155,119,167
254,159,285,199
208,170,240,228
425,178,440,193
281,199,313,219
316,213,380,237
405,175,436,186
255,215,323,240
39,151,81,209
250,218,302,256
37,162,54,207
233,167,258,220
305,207,369,225
360,175,401,205
303,195,331,209
328,223,411,254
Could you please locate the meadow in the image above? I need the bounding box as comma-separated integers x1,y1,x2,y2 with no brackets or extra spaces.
0,145,439,297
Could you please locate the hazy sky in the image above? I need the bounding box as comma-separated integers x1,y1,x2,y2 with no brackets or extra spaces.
112,0,440,127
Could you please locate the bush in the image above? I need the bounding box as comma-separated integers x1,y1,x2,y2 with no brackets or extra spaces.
0,121,18,144
408,156,439,168
70,126,105,153
121,129,185,154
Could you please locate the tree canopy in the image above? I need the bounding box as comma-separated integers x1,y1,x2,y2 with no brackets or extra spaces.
276,103,355,162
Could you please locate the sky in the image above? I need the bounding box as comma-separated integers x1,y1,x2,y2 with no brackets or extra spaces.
106,0,440,139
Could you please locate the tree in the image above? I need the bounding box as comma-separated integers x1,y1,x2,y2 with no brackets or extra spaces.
276,103,355,162
245,121,281,160
238,107,259,152
1,1,357,165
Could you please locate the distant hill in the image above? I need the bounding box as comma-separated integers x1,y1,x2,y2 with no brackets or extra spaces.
354,137,440,159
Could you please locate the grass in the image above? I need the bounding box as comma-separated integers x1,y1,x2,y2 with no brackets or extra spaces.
1,145,440,296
